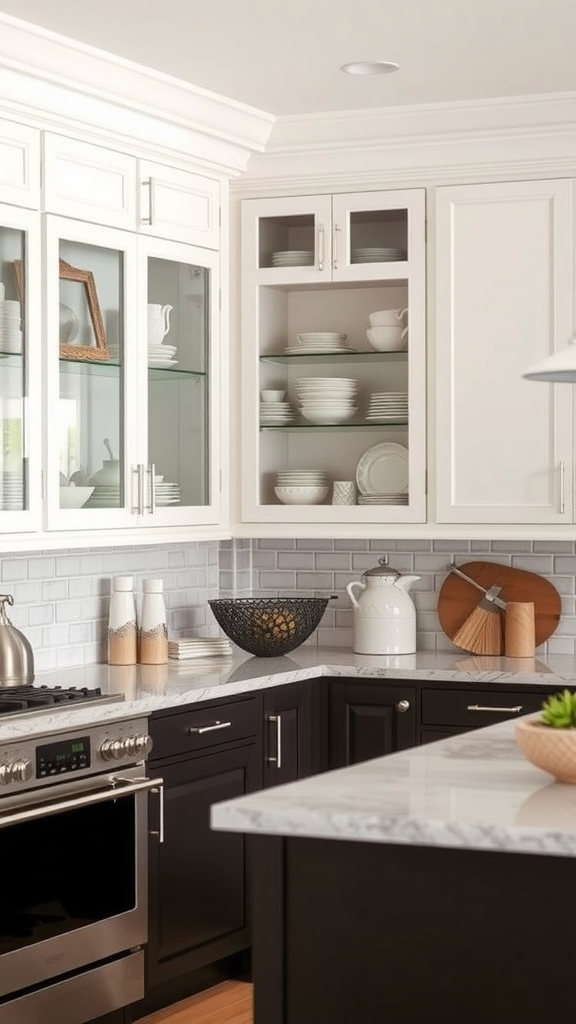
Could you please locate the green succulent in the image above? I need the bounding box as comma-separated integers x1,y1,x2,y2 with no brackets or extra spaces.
540,689,576,728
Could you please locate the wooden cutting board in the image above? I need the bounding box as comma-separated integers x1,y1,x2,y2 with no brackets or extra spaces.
437,561,561,649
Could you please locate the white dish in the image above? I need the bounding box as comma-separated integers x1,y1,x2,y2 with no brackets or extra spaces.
274,485,329,505
300,407,357,424
356,442,409,496
59,485,95,509
148,359,178,367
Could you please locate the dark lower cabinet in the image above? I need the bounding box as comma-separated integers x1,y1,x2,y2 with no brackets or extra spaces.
419,684,558,744
263,680,322,787
132,696,262,1018
328,679,416,768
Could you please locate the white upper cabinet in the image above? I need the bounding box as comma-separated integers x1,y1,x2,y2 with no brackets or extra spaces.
43,134,137,230
139,160,220,249
238,189,427,529
434,178,574,525
0,117,40,209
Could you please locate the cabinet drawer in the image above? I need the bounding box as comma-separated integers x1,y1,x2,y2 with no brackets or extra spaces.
421,688,548,729
150,696,260,760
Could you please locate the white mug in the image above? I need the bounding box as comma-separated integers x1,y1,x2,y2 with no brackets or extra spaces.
369,308,408,327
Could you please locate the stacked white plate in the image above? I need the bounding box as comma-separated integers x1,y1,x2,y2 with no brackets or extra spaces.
0,300,22,354
285,332,353,355
260,401,296,425
358,493,409,505
0,471,23,510
85,486,121,508
351,248,407,263
365,392,408,422
168,637,232,660
149,343,178,368
270,250,314,267
295,376,359,424
155,481,181,506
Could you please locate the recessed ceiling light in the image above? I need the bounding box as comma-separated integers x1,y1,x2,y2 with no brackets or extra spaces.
340,61,399,76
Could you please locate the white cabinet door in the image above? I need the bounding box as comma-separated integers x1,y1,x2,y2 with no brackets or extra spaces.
0,118,40,210
434,178,574,524
139,160,220,249
0,203,42,533
43,134,137,229
239,188,427,529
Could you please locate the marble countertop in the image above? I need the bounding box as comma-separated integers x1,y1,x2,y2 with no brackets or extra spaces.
211,716,576,858
2,646,576,743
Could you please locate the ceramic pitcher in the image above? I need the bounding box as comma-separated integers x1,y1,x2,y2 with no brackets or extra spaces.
147,303,173,346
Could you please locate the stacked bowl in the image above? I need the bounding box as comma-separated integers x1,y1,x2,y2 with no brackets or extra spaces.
294,377,359,424
274,469,329,505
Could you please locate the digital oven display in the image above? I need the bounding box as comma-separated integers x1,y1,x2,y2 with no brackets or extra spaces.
37,735,91,777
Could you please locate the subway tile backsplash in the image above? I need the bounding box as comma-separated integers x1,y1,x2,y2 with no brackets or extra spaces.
3,537,576,671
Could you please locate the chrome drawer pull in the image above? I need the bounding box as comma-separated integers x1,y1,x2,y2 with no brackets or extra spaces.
188,720,232,735
466,704,523,714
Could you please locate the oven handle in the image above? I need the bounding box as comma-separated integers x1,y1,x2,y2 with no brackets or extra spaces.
0,775,160,829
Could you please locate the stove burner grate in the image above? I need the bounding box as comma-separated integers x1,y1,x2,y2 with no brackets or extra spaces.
0,685,107,718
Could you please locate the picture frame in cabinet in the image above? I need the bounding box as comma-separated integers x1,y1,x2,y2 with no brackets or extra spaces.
58,258,109,362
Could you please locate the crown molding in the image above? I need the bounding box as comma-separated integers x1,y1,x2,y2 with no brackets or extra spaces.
236,92,576,190
0,13,275,177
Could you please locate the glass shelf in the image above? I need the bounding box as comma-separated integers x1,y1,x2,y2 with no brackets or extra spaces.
260,350,408,365
260,420,408,432
59,357,206,380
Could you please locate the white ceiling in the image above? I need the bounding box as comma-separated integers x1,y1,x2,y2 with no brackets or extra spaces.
0,0,575,118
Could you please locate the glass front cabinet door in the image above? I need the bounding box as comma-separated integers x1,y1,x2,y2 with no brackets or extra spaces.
45,217,220,533
0,204,42,533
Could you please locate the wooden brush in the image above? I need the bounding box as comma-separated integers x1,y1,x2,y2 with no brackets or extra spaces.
452,584,504,655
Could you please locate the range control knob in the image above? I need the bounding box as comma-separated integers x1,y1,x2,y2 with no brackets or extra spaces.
0,762,12,785
99,734,153,761
99,738,125,761
133,734,153,758
11,757,32,783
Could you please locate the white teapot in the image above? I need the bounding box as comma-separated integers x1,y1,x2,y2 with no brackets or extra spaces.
346,556,420,655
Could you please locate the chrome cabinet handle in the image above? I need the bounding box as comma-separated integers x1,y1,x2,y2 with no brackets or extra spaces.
150,781,164,844
132,464,143,514
188,720,232,735
395,700,410,713
145,462,156,514
333,223,341,270
266,714,282,768
560,460,566,514
466,704,523,714
142,177,155,225
318,224,325,272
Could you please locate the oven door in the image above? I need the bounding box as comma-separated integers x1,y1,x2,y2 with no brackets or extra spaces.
0,766,160,1016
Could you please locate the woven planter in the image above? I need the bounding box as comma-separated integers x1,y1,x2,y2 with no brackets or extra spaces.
515,718,576,784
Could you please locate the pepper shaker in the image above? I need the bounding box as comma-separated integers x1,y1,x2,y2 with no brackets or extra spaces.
139,578,168,664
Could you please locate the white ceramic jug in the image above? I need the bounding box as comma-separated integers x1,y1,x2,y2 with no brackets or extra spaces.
147,303,173,346
346,556,420,655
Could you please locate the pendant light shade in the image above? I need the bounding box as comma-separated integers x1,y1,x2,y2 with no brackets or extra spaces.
522,339,576,382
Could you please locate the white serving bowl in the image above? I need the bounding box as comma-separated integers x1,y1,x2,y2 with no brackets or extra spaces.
59,485,95,509
366,326,408,351
261,389,286,402
274,485,329,505
300,406,357,424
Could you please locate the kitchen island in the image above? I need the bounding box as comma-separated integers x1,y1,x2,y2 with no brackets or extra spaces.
211,716,576,1024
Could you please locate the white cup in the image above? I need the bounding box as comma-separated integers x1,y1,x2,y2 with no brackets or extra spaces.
366,325,408,352
332,480,357,505
369,308,408,327
261,390,286,403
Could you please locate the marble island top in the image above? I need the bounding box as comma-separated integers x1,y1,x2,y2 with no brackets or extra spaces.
1,645,576,743
211,716,576,859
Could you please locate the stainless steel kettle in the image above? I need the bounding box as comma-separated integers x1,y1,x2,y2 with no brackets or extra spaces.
0,594,35,686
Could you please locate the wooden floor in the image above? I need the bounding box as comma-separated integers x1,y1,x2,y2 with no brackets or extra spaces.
135,981,253,1024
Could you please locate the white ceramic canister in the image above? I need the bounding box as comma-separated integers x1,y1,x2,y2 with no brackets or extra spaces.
108,576,137,666
139,578,168,664
346,557,420,655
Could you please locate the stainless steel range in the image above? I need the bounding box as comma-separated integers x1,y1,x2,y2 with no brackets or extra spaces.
0,684,162,1024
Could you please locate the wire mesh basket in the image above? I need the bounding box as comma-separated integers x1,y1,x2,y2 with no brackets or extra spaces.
208,597,329,657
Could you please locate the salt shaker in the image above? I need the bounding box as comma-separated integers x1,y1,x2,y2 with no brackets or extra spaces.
139,578,168,664
108,576,137,665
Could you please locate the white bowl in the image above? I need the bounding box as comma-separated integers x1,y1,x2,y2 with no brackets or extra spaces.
366,326,408,351
261,389,286,402
369,309,407,327
274,485,329,505
59,485,95,509
300,407,357,424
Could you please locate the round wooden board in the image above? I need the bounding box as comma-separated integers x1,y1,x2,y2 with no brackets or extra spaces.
437,561,561,649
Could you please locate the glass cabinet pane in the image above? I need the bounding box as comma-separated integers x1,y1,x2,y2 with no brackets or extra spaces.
58,238,124,511
0,225,26,512
147,257,210,508
258,214,315,269
348,209,408,264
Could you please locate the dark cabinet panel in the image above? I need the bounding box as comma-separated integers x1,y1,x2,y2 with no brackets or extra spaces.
328,680,416,769
263,680,322,787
